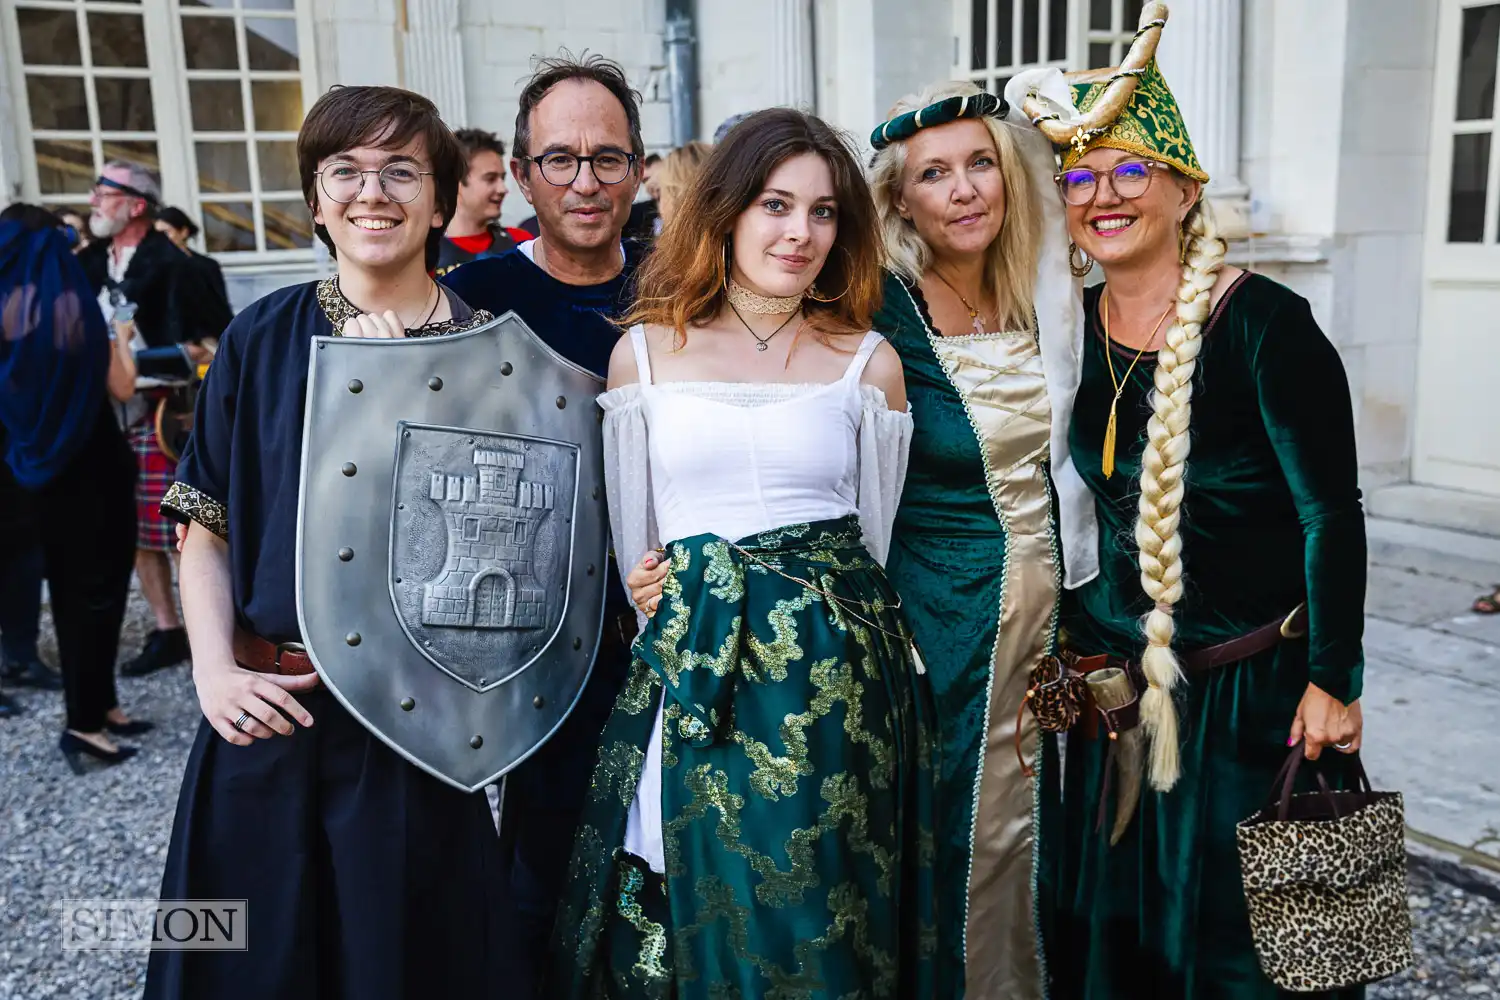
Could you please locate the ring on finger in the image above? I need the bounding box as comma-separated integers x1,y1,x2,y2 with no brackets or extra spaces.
232,710,251,733
1334,740,1354,751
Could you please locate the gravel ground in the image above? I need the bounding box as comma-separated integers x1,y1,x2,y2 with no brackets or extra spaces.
2,582,1497,998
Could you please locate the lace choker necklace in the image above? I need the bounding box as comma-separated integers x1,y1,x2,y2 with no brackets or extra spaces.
726,279,803,315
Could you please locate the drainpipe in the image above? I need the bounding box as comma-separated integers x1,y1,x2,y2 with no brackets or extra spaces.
665,1,698,146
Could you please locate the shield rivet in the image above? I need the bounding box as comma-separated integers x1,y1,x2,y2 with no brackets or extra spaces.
555,395,567,409
573,637,582,650
341,462,357,477
428,376,443,391
469,735,484,749
346,632,362,646
586,564,595,576
592,487,600,500
533,696,545,709
400,698,415,711
348,379,363,394
338,547,354,562
500,362,514,376
398,503,406,510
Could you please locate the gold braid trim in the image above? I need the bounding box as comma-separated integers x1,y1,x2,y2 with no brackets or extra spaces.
160,482,228,540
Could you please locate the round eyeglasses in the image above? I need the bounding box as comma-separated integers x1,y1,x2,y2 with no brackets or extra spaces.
316,162,433,205
1055,159,1168,206
522,150,635,187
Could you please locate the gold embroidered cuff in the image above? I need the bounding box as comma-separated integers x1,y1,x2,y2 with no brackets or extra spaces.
160,481,228,540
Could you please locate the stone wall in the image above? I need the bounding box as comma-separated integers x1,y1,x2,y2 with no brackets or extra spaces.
1240,0,1438,492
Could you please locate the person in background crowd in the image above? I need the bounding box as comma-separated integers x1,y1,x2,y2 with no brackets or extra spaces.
58,209,88,252
441,52,646,985
641,151,662,200
652,140,711,228
713,111,752,143
0,530,55,693
155,206,234,354
146,85,519,1000
436,128,532,275
77,163,196,679
0,203,149,761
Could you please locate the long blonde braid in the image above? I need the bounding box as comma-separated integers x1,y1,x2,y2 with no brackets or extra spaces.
1134,198,1226,792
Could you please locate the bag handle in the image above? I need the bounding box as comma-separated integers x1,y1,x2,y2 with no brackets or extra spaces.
1270,740,1374,822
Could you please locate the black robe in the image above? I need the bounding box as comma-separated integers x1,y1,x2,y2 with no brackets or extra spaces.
147,280,523,1000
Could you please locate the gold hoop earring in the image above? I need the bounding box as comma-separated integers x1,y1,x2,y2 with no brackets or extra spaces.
1068,241,1093,278
1177,222,1188,265
805,245,851,303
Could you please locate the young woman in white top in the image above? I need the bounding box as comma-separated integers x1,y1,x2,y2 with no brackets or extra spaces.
549,108,939,1000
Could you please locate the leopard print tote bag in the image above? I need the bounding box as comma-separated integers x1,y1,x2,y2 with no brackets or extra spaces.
1235,744,1412,992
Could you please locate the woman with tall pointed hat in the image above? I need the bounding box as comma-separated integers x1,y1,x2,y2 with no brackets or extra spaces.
1018,5,1367,997
862,81,1093,999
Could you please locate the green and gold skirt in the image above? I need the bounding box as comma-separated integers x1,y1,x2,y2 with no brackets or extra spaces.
550,515,939,1000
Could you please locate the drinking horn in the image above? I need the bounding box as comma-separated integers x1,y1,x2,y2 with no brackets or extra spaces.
1085,666,1145,846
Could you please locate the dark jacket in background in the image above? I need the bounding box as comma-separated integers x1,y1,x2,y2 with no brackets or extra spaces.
77,229,193,347
177,249,234,342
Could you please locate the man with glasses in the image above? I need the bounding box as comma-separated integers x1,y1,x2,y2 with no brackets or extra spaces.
76,162,201,679
441,52,648,976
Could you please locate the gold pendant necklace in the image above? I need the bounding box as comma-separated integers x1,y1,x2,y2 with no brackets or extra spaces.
1101,293,1175,479
930,267,990,335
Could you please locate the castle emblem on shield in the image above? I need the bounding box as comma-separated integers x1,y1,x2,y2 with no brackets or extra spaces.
421,447,555,631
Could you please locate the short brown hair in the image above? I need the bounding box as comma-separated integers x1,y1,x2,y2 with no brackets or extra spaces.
297,85,464,270
624,108,883,339
454,128,506,168
513,53,644,162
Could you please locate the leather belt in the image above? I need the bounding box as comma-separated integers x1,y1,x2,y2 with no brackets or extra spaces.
233,628,316,677
1071,603,1308,740
232,611,640,680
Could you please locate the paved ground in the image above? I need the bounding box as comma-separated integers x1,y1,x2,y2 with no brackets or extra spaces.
1361,517,1500,870
1,514,1498,997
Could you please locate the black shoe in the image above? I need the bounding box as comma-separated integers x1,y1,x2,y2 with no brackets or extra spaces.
122,627,190,677
59,732,138,774
2,656,63,690
104,718,155,736
0,690,23,719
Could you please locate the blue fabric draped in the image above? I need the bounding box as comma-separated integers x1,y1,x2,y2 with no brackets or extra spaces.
0,220,110,489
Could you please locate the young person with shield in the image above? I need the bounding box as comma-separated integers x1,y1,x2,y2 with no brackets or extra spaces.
146,86,521,999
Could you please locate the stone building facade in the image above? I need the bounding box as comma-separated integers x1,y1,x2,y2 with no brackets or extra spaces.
2,0,1496,532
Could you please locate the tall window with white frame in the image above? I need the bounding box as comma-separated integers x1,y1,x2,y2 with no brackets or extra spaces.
956,0,1147,96
1446,3,1500,244
8,0,161,219
1085,0,1146,71
178,0,311,254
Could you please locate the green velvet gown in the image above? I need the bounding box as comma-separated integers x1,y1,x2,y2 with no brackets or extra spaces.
1040,273,1367,1000
875,272,1059,1000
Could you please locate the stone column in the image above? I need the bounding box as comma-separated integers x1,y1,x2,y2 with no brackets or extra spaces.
770,0,815,110
1155,0,1250,234
402,0,467,126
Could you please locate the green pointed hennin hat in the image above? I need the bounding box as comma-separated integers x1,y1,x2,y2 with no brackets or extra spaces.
1022,3,1208,183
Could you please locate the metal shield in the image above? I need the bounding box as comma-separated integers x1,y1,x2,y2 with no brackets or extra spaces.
296,311,608,791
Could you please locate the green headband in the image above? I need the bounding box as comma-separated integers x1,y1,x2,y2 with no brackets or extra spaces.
870,93,1008,151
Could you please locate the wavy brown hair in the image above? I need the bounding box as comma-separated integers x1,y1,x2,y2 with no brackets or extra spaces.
623,108,883,339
